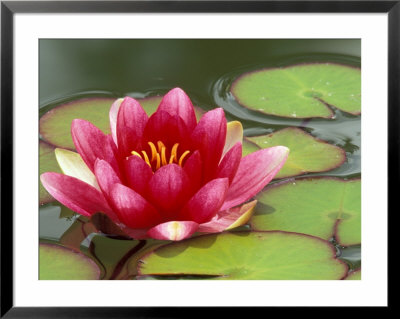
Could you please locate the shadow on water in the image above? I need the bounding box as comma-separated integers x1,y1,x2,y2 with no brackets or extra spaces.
253,202,276,216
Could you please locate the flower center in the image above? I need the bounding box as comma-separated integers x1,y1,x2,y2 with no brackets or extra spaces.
131,141,190,171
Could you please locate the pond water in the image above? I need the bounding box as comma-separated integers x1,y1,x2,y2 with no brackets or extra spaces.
39,39,361,280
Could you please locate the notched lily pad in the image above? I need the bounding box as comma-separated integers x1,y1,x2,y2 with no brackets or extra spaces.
245,127,346,179
138,231,348,280
39,140,62,204
39,243,100,280
251,177,361,246
40,96,205,149
231,63,361,119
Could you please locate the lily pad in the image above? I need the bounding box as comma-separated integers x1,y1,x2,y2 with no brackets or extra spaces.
242,138,261,156
39,243,100,280
251,177,361,246
345,268,361,280
246,127,346,179
138,231,347,280
40,96,205,149
39,140,62,204
231,63,361,118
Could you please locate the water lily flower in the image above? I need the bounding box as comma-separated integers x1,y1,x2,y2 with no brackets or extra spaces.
41,88,289,241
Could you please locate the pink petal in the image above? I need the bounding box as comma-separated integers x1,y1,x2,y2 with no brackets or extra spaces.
116,97,148,156
93,160,122,222
216,142,242,184
71,119,118,173
110,183,162,229
183,150,203,196
109,98,123,146
40,172,113,218
148,164,191,219
147,221,199,241
221,146,289,211
123,155,153,197
157,88,197,131
191,108,227,182
180,178,229,224
143,110,190,150
198,200,257,233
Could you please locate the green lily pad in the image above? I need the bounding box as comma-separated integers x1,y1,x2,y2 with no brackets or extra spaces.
39,243,100,280
242,138,261,156
345,269,361,280
246,127,346,179
39,140,62,204
138,231,347,280
231,63,361,118
251,177,361,246
40,96,205,149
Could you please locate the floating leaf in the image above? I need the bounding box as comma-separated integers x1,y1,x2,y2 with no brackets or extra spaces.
246,127,346,178
138,231,347,280
242,138,260,156
39,243,100,280
251,177,361,246
345,268,361,280
39,140,62,204
40,96,205,149
231,63,361,118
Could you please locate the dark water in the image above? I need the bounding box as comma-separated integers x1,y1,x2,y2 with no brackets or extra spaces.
39,39,361,279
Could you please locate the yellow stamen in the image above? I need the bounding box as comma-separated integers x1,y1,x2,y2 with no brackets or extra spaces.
178,150,190,166
131,141,190,171
161,147,167,166
148,142,157,161
157,141,165,153
131,151,142,159
170,143,179,163
141,151,151,167
155,153,161,170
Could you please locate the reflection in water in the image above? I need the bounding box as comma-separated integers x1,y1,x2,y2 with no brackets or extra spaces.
337,244,361,271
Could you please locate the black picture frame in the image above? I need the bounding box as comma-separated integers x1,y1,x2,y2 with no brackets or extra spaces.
1,1,395,317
